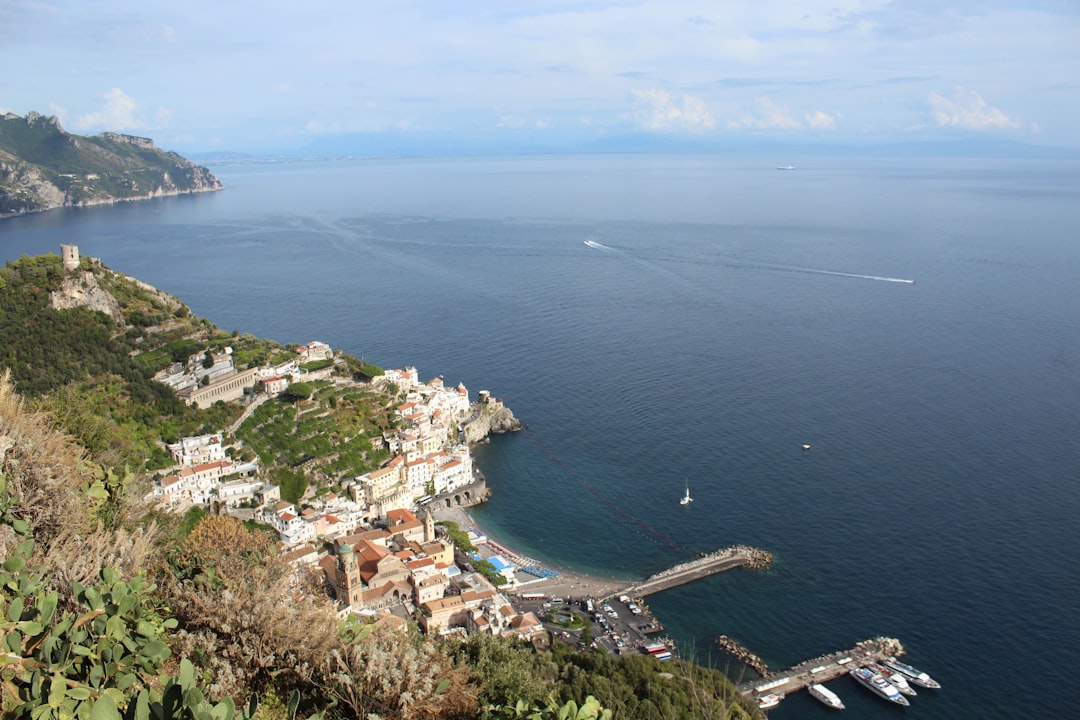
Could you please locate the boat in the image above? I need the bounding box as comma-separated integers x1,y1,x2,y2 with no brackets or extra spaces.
848,667,910,706
755,693,783,710
777,165,796,170
869,662,917,696
802,443,811,451
884,656,942,689
680,485,693,505
807,683,845,710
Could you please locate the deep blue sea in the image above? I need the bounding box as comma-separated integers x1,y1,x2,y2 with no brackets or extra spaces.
3,154,1079,718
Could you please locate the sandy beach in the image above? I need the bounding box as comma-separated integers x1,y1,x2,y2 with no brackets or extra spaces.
432,504,633,600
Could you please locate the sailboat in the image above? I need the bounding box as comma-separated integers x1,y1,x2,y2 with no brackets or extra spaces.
680,485,693,505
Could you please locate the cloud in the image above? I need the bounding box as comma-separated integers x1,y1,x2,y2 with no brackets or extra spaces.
928,87,1021,130
728,97,803,130
728,98,839,131
804,110,838,130
629,89,715,133
74,88,140,131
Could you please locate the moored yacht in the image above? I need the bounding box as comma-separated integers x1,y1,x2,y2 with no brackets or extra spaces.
808,683,845,710
849,667,910,706
870,662,917,696
884,657,942,689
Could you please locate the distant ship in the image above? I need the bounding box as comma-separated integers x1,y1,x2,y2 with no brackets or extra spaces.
868,662,917,696
777,165,796,170
807,683,845,710
884,657,942,689
849,667,910,706
680,485,693,505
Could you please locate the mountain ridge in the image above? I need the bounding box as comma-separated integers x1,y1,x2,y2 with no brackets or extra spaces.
0,111,222,218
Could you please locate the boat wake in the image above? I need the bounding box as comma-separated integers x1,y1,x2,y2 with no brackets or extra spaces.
583,239,616,252
783,266,916,284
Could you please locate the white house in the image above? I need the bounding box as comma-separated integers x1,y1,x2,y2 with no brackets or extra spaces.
167,433,225,467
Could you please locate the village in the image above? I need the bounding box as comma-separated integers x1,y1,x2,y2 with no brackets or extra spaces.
150,344,607,647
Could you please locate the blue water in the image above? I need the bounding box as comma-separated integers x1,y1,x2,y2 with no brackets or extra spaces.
3,154,1079,718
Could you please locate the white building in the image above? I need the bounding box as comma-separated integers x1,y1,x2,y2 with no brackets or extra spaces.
167,433,225,467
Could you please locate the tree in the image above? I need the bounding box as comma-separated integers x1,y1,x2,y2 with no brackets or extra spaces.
202,350,214,369
283,382,313,402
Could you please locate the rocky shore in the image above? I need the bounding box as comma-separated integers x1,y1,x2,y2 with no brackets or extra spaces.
462,391,522,444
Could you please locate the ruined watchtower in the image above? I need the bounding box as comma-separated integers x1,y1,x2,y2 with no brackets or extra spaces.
60,244,80,271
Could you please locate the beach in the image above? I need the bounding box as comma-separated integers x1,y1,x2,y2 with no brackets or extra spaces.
432,504,631,600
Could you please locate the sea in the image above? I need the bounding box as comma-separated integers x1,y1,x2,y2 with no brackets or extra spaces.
2,153,1079,718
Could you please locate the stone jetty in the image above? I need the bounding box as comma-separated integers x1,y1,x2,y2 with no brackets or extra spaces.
602,545,773,600
716,635,770,676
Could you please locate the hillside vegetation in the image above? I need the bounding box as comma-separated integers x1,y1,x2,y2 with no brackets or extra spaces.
0,111,221,217
0,250,759,719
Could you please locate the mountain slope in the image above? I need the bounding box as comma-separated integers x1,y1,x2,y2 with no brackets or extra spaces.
0,111,222,217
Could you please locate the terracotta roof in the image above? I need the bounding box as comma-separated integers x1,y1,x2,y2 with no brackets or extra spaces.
386,508,419,525
423,596,465,613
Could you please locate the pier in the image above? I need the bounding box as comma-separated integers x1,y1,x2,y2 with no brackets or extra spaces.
602,545,772,601
737,636,905,701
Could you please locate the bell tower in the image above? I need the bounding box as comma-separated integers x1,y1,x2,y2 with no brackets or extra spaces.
337,543,363,607
423,509,435,543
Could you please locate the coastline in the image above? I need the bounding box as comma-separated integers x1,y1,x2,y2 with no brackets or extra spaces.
432,503,633,601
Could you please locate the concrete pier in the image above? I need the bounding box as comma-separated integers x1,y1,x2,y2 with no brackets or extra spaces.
602,545,772,600
738,636,905,701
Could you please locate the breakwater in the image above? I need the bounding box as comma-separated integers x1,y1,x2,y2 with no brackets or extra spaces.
602,545,772,600
716,635,770,676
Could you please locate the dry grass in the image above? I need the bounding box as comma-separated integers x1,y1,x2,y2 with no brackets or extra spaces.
161,515,342,700
323,625,479,720
0,369,94,558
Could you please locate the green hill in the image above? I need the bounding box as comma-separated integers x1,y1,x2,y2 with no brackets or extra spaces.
0,111,221,217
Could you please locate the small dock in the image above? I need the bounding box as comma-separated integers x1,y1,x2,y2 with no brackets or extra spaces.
602,545,772,601
738,637,905,701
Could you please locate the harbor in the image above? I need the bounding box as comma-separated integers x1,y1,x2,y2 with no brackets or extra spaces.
734,637,928,710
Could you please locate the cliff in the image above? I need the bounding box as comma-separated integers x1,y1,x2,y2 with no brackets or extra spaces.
0,111,222,217
49,269,124,324
463,393,523,444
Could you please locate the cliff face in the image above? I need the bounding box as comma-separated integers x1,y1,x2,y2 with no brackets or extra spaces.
50,270,124,324
0,111,222,218
462,397,522,444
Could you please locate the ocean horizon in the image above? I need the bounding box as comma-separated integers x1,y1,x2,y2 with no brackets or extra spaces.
2,152,1078,718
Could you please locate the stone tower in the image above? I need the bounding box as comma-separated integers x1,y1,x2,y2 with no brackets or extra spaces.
423,509,435,543
60,244,80,271
337,543,363,607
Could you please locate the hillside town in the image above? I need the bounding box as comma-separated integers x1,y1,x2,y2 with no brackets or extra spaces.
152,353,552,641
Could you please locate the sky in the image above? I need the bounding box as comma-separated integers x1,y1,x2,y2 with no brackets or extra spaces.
3,0,1079,153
